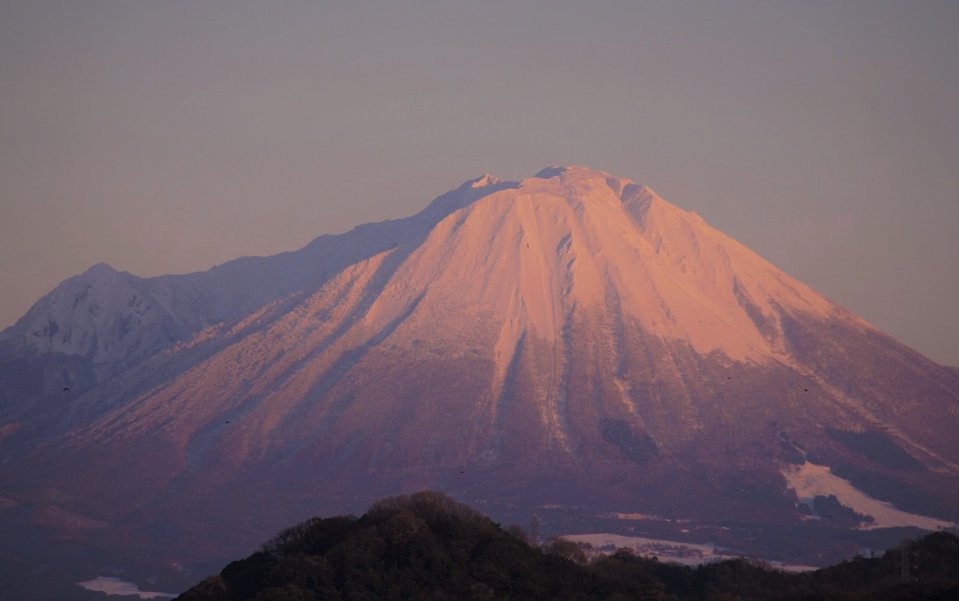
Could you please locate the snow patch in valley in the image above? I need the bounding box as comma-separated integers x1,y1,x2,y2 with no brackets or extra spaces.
783,461,956,531
562,533,730,566
596,511,692,524
562,533,816,571
78,576,175,599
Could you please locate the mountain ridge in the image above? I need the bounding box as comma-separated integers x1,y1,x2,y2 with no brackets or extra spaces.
0,173,518,376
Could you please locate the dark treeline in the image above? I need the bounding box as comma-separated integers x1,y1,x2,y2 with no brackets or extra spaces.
176,491,959,601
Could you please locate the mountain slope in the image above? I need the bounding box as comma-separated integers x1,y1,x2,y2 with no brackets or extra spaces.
1,166,957,598
0,175,515,380
53,166,958,476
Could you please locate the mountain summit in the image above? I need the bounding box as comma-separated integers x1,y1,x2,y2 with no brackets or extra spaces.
1,166,957,596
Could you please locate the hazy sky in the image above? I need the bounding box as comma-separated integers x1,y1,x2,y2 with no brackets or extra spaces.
1,1,957,365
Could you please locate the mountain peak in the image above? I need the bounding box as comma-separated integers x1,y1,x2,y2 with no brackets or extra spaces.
533,165,614,180
534,165,568,179
82,262,119,278
526,165,643,202
468,173,500,189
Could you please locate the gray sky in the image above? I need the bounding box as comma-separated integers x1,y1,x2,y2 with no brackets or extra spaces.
1,1,957,365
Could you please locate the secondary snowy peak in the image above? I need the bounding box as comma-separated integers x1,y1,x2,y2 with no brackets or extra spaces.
0,263,201,369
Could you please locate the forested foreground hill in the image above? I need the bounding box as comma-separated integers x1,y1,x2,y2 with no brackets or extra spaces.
176,492,959,601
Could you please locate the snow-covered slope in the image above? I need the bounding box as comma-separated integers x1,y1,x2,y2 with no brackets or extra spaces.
347,165,839,363
0,263,208,370
0,174,515,377
2,166,958,594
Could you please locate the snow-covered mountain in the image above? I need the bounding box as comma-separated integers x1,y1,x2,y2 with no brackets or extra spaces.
1,166,957,597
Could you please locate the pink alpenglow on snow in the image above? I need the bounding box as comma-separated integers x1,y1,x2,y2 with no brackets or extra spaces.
2,166,958,596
